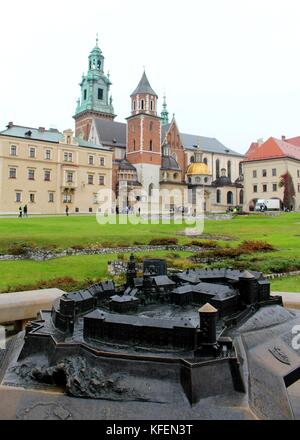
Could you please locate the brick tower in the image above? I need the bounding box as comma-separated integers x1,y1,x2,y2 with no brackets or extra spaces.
126,71,162,198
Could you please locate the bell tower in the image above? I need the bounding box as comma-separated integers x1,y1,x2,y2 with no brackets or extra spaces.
74,36,116,140
126,71,161,195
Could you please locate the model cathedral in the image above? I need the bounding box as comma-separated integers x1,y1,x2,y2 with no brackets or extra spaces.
73,38,244,213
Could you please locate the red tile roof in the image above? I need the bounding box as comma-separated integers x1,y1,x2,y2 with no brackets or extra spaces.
245,142,259,158
245,137,300,162
286,136,300,147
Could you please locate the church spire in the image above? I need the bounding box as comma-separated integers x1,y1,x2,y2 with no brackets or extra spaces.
161,95,169,126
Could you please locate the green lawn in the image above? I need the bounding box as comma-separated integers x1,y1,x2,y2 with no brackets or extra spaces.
0,251,193,293
270,276,300,293
0,215,190,252
0,213,300,293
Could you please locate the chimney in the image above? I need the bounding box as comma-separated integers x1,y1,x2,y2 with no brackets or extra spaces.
281,135,286,142
39,127,45,133
7,121,13,128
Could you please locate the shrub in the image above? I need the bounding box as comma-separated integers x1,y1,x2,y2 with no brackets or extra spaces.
190,240,220,249
7,242,33,255
149,238,178,246
238,240,275,253
70,244,86,251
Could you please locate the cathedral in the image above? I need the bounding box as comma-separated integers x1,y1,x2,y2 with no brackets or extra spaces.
74,39,245,214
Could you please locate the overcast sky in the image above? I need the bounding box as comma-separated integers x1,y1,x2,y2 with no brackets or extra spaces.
1,0,300,154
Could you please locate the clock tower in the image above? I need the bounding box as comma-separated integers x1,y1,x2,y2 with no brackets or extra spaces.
74,37,116,140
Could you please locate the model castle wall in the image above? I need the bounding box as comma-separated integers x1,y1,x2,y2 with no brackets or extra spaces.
50,257,280,353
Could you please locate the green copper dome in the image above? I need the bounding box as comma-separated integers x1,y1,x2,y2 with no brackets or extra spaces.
74,37,115,119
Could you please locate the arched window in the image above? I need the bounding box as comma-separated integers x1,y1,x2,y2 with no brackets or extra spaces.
150,100,154,111
216,159,220,179
227,191,233,205
217,190,221,204
239,190,244,205
150,140,153,151
227,161,232,180
174,173,178,180
133,139,136,151
149,184,154,197
141,100,144,110
190,156,195,163
133,101,136,111
195,177,201,183
203,158,208,165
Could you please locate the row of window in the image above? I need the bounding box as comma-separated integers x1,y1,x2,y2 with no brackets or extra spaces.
65,171,105,186
83,88,103,101
15,192,103,206
253,184,279,193
10,146,106,167
9,168,52,181
132,99,155,112
132,140,153,151
253,169,277,178
15,192,54,204
9,168,105,185
253,169,300,179
10,145,52,160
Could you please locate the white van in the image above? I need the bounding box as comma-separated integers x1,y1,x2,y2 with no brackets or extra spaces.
255,199,281,211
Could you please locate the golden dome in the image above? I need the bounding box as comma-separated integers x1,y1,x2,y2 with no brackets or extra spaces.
187,162,211,176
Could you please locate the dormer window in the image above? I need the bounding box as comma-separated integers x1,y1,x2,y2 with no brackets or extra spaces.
67,136,71,145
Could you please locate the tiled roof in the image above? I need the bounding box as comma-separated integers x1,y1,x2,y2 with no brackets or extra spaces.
131,71,158,97
0,125,111,152
181,133,244,157
245,137,300,162
245,142,259,158
286,136,300,147
0,125,62,143
161,123,244,157
161,156,181,171
93,119,127,148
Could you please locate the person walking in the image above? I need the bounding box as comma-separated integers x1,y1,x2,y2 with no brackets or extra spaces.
19,206,23,218
23,205,28,218
65,205,69,217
